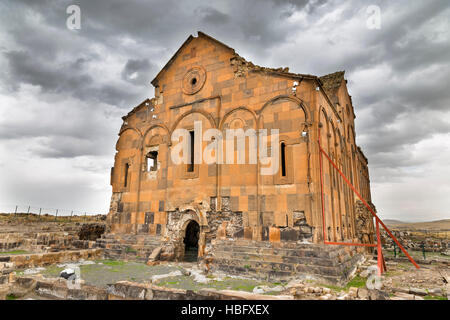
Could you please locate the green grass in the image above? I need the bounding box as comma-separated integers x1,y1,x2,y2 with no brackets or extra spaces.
424,295,448,300
345,275,367,289
6,294,17,300
320,275,368,292
97,259,126,266
0,250,29,255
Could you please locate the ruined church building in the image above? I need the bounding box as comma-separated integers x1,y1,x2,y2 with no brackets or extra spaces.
105,32,374,282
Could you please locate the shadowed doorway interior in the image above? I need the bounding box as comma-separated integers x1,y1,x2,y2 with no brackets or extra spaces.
183,220,200,262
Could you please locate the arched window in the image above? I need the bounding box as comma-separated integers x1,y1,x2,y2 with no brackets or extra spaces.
281,142,287,177
124,163,130,187
187,130,195,172
146,151,158,171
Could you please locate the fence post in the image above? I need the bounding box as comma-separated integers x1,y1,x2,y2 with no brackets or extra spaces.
14,205,18,217
85,212,87,221
70,210,73,221
39,208,42,221
55,209,58,222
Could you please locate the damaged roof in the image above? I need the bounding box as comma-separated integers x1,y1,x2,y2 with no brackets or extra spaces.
151,31,319,86
319,71,345,105
122,98,153,121
126,32,346,121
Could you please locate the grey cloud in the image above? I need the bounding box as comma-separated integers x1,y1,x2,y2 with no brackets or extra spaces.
0,0,449,219
4,50,93,93
195,7,229,25
121,58,154,86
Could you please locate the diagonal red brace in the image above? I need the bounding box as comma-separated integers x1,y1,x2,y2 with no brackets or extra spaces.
317,127,420,270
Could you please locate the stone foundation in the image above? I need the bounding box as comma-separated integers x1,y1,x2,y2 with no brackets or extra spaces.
206,239,364,285
0,249,103,270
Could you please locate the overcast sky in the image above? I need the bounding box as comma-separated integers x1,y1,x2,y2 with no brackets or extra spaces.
0,0,449,221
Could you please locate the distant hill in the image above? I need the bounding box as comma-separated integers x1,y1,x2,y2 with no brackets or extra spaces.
384,219,450,231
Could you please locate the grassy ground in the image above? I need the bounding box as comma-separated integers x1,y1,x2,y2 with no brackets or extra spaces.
383,249,450,261
23,259,284,294
317,275,367,293
0,250,29,255
153,275,282,293
0,213,104,223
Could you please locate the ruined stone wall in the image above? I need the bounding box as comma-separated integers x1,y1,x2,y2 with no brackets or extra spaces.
106,32,374,251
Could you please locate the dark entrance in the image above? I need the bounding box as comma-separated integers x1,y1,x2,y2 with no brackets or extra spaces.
183,220,199,262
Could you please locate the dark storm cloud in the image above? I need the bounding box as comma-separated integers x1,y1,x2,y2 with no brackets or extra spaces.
0,0,449,218
1,0,449,161
4,50,93,93
195,7,230,25
121,59,155,86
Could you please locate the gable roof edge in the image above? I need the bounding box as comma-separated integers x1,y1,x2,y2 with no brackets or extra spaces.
150,31,236,87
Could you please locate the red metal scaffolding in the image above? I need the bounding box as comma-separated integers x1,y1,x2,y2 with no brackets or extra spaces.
318,127,419,275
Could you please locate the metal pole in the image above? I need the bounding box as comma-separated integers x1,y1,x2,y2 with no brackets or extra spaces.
14,205,17,216
421,242,426,260
55,209,58,222
376,220,383,276
71,210,73,221
39,208,42,221
318,140,420,269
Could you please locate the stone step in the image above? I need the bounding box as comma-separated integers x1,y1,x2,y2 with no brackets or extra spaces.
211,256,345,277
213,239,349,252
212,260,342,284
212,243,348,260
209,239,363,285
212,250,349,267
96,241,161,248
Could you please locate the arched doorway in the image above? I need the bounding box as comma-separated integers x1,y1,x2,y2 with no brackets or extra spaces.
183,220,200,262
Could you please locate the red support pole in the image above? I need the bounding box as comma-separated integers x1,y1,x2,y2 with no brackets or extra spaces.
317,126,420,270
376,220,383,275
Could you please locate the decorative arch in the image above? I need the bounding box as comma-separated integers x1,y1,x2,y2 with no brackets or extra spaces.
118,125,143,138
169,109,216,135
219,106,257,130
257,94,309,121
116,127,142,151
142,123,170,144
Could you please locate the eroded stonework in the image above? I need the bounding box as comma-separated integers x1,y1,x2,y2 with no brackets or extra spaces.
104,32,375,278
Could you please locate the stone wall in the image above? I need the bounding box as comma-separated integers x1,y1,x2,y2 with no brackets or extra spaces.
0,249,103,270
106,32,374,246
205,239,364,285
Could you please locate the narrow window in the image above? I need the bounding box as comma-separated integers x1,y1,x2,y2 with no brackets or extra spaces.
147,151,158,171
281,142,286,177
124,163,130,187
187,130,195,172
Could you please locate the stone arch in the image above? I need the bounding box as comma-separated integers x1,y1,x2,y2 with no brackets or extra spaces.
116,127,142,151
219,106,257,130
257,95,309,121
170,109,216,136
166,206,209,261
142,124,170,145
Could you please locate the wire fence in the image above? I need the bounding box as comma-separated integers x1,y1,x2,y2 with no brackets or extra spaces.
0,204,106,222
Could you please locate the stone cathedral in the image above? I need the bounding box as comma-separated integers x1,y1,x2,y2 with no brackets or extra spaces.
102,32,375,283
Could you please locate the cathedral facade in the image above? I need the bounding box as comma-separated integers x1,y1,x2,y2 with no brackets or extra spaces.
106,32,374,264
